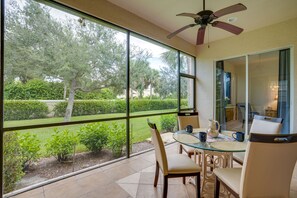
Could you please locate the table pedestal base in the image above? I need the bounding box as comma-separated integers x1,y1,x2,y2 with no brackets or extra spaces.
195,149,233,197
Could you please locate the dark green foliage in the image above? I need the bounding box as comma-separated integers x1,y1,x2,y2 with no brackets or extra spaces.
19,133,41,169
4,100,48,121
160,114,177,132
3,132,24,194
53,99,183,117
46,129,78,163
53,100,126,117
108,122,126,157
78,123,109,153
5,79,65,100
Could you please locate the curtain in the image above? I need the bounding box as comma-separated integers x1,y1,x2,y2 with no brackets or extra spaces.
216,61,225,131
277,49,290,134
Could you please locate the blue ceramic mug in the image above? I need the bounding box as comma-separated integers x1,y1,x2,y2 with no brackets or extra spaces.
232,132,245,142
185,125,193,133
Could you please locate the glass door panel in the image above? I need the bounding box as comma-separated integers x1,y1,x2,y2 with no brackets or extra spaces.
216,57,246,133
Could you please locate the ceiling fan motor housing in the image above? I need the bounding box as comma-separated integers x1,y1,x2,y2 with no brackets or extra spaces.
196,10,214,25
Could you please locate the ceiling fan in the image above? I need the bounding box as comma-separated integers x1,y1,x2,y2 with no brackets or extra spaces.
167,0,247,45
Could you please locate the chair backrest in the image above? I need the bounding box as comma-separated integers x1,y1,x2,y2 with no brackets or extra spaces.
237,103,246,121
253,115,283,123
177,112,200,130
147,119,168,175
250,115,283,134
237,103,256,121
240,133,297,197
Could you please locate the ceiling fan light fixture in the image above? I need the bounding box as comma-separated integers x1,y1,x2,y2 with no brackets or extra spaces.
227,17,237,23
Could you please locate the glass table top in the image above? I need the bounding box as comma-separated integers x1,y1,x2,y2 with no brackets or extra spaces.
173,128,247,152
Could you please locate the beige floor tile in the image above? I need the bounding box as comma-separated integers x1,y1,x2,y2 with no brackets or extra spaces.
11,188,44,198
43,180,83,198
117,183,139,198
116,172,140,184
139,153,156,164
136,184,163,198
102,163,136,181
126,157,154,172
167,184,189,198
76,171,113,193
82,183,130,198
140,165,156,173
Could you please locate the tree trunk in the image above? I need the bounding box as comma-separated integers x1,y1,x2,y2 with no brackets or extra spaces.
63,84,67,100
64,79,76,122
150,84,153,99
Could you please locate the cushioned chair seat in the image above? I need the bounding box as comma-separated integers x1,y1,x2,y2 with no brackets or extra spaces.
213,168,241,194
167,154,201,174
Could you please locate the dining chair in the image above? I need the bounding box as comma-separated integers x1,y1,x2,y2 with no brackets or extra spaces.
177,112,200,157
237,103,260,128
147,119,201,198
233,115,283,165
214,133,297,198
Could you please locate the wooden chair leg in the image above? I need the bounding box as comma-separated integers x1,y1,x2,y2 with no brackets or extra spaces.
196,173,201,198
154,161,159,187
179,144,183,154
183,176,186,184
163,176,168,198
214,176,220,198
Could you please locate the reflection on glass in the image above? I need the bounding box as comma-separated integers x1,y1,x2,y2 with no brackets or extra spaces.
130,114,177,154
180,53,195,75
4,0,127,126
216,57,246,132
180,77,194,109
249,50,290,133
129,34,178,115
3,120,126,193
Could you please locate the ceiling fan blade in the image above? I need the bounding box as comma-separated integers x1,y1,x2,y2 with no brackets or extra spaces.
177,13,201,19
212,21,243,35
167,24,196,39
211,3,247,19
196,27,206,45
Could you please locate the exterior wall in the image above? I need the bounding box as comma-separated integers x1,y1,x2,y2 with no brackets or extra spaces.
196,17,297,132
55,0,196,56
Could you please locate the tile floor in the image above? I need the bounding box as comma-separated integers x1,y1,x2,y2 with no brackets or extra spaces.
9,143,297,198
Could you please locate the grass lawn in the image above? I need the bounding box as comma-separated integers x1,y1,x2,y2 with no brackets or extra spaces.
5,110,176,156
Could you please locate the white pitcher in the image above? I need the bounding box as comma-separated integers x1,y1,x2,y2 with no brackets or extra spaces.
207,119,220,138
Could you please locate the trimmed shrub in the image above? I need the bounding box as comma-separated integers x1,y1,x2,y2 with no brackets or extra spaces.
161,114,177,132
53,99,182,117
53,100,121,117
19,133,41,170
4,100,48,121
78,123,109,153
46,129,78,163
4,79,64,100
108,122,126,157
3,132,24,193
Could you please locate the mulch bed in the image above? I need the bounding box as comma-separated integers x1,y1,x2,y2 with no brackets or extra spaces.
16,141,154,190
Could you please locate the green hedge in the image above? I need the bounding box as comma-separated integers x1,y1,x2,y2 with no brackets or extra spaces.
53,99,186,117
3,99,187,120
5,79,64,100
4,100,48,121
53,100,126,117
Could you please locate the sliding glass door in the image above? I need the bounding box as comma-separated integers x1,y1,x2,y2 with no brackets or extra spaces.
216,57,246,133
216,49,291,134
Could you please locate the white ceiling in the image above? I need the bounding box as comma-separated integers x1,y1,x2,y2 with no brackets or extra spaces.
108,0,297,45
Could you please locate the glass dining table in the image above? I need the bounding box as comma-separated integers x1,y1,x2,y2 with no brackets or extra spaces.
173,128,247,195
